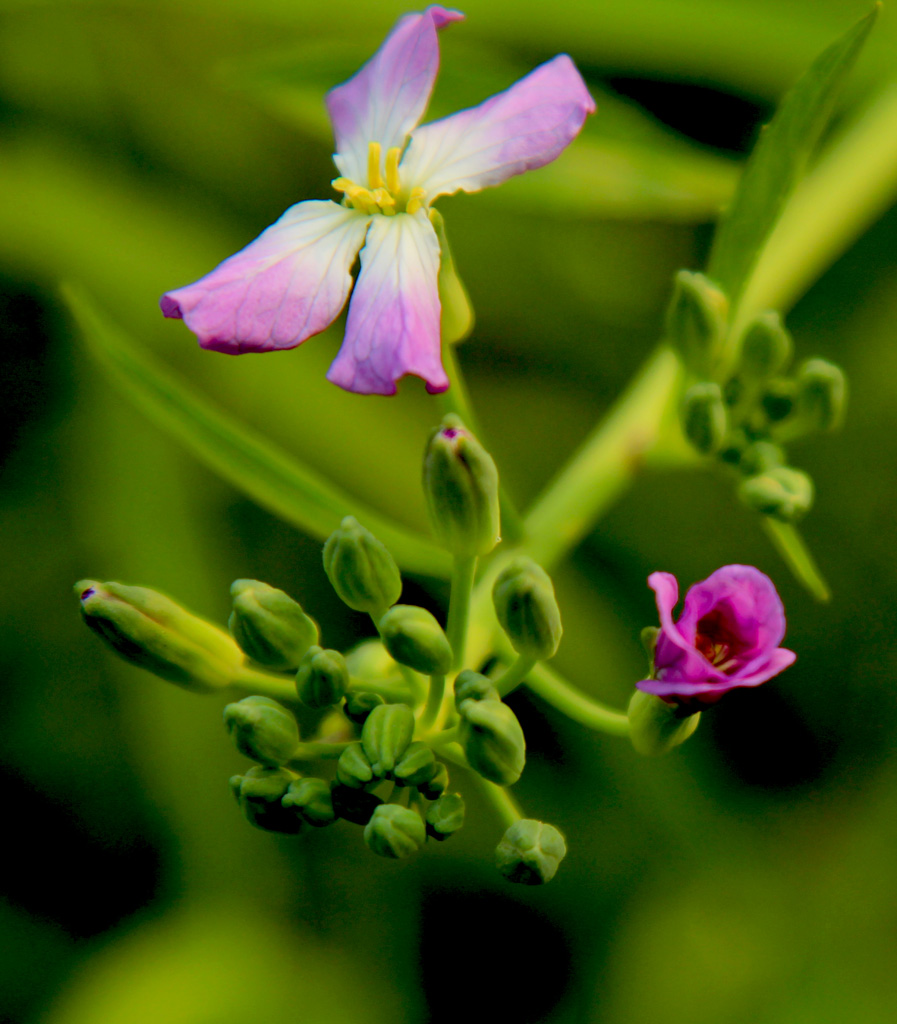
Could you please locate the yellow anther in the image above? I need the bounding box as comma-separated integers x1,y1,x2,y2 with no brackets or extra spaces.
385,146,402,195
372,188,396,215
367,141,384,190
405,187,427,215
331,177,354,194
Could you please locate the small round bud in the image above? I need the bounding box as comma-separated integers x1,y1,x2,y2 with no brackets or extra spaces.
681,382,728,455
739,439,786,477
322,516,402,616
378,605,453,676
345,639,404,687
495,819,567,885
796,358,847,432
330,783,383,825
281,777,336,827
344,691,386,727
419,762,449,800
458,698,526,786
336,741,375,789
454,669,500,707
738,466,814,522
426,793,465,842
228,579,318,671
394,742,438,787
423,415,501,557
361,703,415,777
76,580,243,693
223,695,300,767
666,270,728,376
295,646,350,709
737,311,792,381
364,804,426,859
230,766,302,833
628,689,701,756
492,558,562,661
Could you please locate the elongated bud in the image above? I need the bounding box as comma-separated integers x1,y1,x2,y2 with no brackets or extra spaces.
681,382,728,455
394,741,438,787
738,466,814,522
426,792,465,841
322,516,402,616
330,783,382,825
230,766,302,833
419,762,449,800
423,415,500,557
364,804,426,859
459,698,526,786
223,696,300,767
737,311,792,381
430,208,474,345
454,669,500,707
378,605,453,675
361,703,415,777
796,358,847,432
76,580,243,693
336,741,375,789
495,819,567,885
493,558,562,660
228,579,318,671
344,691,386,727
281,776,336,827
295,645,350,709
666,270,728,375
628,689,700,756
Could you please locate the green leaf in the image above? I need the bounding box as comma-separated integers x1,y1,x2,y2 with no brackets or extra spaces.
762,518,830,603
708,5,878,304
61,283,450,580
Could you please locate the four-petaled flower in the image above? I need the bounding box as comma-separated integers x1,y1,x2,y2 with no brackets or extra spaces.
637,565,796,706
161,5,595,395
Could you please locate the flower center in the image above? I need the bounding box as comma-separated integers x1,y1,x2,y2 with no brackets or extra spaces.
332,142,426,216
694,609,744,672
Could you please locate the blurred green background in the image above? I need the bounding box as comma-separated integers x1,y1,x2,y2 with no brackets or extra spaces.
3,0,897,1021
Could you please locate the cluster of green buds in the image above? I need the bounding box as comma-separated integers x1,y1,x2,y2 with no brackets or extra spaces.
668,270,846,523
75,416,569,885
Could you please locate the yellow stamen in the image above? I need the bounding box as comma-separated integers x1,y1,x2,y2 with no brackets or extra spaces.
385,146,402,194
367,141,384,190
372,188,396,215
331,177,354,194
405,187,427,215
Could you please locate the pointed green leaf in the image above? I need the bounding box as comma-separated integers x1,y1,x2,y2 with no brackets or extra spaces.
708,6,878,304
762,518,830,603
61,283,450,580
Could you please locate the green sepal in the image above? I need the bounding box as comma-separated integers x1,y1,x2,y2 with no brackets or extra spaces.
330,783,383,826
458,698,526,786
627,689,701,756
344,691,386,727
419,762,449,800
230,766,303,834
495,819,567,885
429,208,474,345
322,516,403,616
681,382,728,455
223,695,300,767
228,579,318,671
394,742,438,787
738,466,814,522
363,804,426,859
492,558,563,660
426,793,466,842
361,703,415,777
295,645,350,709
336,741,375,789
454,669,500,707
378,605,453,676
281,776,336,827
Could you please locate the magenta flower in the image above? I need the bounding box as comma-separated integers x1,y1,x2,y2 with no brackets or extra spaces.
636,565,796,706
160,6,595,395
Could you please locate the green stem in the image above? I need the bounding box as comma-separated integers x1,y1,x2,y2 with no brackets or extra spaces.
419,674,446,731
348,677,415,704
762,518,831,602
495,654,537,697
286,740,351,765
478,780,523,830
446,555,477,671
524,661,630,737
231,666,299,704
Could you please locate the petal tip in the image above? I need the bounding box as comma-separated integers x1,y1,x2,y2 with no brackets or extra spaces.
160,293,183,319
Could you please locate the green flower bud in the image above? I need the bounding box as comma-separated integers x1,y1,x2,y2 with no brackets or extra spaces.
76,580,244,693
230,766,303,833
454,669,500,707
737,311,792,381
361,702,415,777
628,689,701,756
364,804,426,859
459,698,526,786
495,819,567,885
378,605,453,676
344,691,386,727
330,783,383,825
223,695,300,767
739,440,786,477
345,639,404,687
666,270,728,376
394,742,438,787
738,466,814,522
426,792,466,842
419,762,449,800
681,382,728,455
492,558,563,660
322,516,402,616
423,415,500,557
336,741,375,789
281,776,336,827
796,358,847,432
295,645,350,709
227,579,318,671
